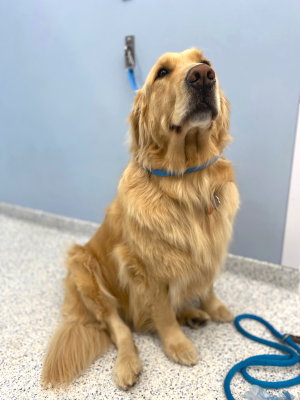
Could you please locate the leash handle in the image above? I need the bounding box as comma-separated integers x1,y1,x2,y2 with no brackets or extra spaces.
290,335,300,344
224,314,300,400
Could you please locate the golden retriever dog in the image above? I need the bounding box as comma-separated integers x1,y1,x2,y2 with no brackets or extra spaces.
42,48,239,389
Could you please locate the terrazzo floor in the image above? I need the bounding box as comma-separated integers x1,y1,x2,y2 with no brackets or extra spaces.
0,203,299,400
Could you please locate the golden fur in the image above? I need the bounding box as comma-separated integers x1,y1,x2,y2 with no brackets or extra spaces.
42,48,239,389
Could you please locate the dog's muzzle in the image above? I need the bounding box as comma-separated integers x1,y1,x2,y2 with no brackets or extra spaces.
185,63,216,91
185,63,219,121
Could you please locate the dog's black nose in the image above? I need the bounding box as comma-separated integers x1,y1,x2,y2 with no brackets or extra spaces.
185,64,216,89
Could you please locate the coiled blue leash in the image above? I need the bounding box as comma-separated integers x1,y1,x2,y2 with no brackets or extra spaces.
224,314,300,400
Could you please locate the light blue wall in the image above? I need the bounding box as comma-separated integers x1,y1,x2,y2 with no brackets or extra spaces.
1,1,300,264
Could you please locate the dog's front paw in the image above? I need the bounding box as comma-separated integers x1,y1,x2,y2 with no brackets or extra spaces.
164,335,197,366
208,304,234,322
114,352,142,390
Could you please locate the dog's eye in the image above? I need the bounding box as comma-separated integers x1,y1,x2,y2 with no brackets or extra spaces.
156,68,169,79
201,60,210,66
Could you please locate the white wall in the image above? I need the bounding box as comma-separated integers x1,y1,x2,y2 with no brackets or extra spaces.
282,104,300,270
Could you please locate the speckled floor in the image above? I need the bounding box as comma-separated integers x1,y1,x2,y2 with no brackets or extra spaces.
0,203,299,400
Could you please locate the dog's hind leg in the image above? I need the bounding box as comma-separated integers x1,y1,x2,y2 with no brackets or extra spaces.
66,244,141,390
66,244,142,389
199,284,233,322
177,306,211,329
43,243,141,389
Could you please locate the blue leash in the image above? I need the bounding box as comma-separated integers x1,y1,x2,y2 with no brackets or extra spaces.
224,314,300,399
127,69,138,92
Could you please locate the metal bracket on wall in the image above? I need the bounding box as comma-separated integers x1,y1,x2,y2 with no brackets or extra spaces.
125,36,135,71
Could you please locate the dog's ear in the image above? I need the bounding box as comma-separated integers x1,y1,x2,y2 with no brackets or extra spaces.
220,93,230,131
128,90,148,154
215,91,232,152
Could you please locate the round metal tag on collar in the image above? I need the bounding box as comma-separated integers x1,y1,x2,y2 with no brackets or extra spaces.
208,194,221,215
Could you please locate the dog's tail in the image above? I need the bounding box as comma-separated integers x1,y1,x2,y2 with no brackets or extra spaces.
42,319,111,387
42,243,112,387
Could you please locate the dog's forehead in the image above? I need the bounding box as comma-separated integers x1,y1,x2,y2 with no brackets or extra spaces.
156,48,204,68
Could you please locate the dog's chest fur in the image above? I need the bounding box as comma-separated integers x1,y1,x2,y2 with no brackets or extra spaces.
117,160,239,306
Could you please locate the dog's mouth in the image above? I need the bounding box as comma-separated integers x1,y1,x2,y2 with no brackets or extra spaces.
170,86,220,133
198,102,209,109
170,102,215,133
183,96,218,127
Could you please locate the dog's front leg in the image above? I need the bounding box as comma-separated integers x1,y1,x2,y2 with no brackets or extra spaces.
200,284,234,322
106,310,142,390
151,284,197,366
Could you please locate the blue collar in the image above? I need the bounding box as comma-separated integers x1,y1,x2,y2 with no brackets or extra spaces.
145,156,219,177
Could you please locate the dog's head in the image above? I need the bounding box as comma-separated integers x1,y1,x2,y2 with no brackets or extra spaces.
129,48,231,173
